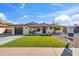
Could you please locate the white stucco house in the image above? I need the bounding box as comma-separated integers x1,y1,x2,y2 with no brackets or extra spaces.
12,22,64,35
12,22,53,35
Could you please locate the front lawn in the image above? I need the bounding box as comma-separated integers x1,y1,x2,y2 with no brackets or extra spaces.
0,36,66,47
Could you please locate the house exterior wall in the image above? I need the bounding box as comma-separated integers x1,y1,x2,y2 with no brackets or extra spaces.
12,25,54,35
35,27,53,34
46,27,53,34
24,27,53,34
56,27,63,33
23,26,29,35
29,27,43,34
35,30,42,34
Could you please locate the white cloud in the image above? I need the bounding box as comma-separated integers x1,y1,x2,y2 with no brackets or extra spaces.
73,21,79,24
38,21,45,23
38,6,79,18
55,14,70,21
0,13,7,22
54,14,79,26
20,3,26,8
18,15,28,20
13,6,15,9
54,14,73,26
9,4,16,9
71,14,79,20
37,13,43,15
0,13,6,18
37,6,79,26
70,14,79,25
51,3,64,7
0,13,18,24
23,15,28,18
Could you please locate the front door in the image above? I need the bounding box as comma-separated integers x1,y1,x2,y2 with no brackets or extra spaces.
43,27,46,33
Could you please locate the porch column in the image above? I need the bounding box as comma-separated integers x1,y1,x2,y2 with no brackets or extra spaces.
12,26,15,35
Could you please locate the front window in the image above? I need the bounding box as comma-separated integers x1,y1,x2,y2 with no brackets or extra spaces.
36,28,40,32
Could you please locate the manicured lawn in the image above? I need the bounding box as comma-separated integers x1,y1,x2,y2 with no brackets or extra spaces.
0,36,66,47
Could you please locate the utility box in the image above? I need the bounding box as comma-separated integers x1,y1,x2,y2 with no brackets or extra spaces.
67,26,74,37
67,26,74,44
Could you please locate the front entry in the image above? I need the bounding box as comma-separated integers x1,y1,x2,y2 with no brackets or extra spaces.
15,26,23,35
43,27,46,33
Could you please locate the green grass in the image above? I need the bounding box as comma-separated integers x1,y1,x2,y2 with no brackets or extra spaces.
0,36,66,47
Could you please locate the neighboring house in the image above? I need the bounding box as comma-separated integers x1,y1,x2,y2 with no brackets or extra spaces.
74,25,79,33
12,22,54,35
63,25,79,33
0,24,12,34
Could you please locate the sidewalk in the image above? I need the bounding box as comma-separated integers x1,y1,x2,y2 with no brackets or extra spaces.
0,48,72,56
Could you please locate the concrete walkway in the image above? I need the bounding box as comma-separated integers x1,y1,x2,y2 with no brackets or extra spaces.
0,48,72,56
0,35,23,45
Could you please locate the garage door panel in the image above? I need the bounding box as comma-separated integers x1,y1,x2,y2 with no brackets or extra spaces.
15,27,23,35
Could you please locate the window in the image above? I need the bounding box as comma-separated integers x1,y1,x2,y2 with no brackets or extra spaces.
36,28,40,32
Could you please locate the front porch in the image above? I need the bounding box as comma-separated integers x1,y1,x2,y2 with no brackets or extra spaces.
28,26,53,35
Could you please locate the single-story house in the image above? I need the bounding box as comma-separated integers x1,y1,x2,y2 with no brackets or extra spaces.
12,22,54,35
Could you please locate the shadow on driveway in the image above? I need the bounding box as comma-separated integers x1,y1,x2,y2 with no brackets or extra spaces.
61,44,72,56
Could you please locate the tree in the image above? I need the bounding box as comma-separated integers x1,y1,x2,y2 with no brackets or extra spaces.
52,26,61,33
5,22,13,26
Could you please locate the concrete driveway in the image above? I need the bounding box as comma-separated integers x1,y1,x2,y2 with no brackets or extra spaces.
0,35,23,45
54,33,79,48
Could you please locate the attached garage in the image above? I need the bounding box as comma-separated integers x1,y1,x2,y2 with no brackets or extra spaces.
12,24,29,35
14,26,23,35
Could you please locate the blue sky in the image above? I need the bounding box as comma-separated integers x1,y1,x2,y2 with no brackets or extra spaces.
0,3,79,26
